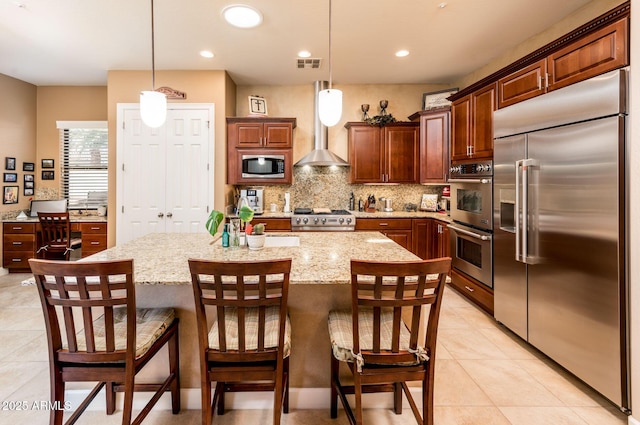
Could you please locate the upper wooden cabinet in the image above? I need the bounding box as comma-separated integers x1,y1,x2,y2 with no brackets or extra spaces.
226,117,296,185
451,83,496,162
409,108,450,184
498,17,628,109
227,117,295,148
346,122,419,184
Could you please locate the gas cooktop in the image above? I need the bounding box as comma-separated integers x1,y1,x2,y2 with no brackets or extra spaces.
293,208,351,215
291,209,356,231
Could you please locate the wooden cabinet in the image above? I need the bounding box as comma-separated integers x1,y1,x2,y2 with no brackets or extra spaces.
254,218,291,232
498,18,628,109
227,117,295,148
2,222,36,272
226,117,296,185
78,222,108,257
2,220,107,272
355,218,413,251
411,218,450,260
346,122,419,184
409,108,450,183
450,269,494,315
451,83,495,162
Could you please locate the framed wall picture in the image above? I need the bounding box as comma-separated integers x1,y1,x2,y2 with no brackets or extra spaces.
422,88,458,110
3,186,18,204
3,173,17,183
24,174,34,182
5,157,16,170
23,162,34,171
42,170,55,180
248,95,268,116
24,181,34,189
41,159,55,169
24,188,34,197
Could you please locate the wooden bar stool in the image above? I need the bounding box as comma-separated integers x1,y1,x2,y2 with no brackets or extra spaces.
188,258,292,425
328,258,451,425
29,258,181,425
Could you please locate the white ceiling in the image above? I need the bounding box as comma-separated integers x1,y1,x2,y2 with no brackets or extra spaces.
0,0,596,87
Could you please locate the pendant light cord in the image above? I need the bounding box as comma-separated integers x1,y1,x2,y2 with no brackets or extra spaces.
328,0,333,90
150,0,156,91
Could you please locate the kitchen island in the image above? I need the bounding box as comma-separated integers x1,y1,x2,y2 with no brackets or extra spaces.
84,231,422,408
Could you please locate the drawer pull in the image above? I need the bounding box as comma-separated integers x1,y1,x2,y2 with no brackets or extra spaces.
379,223,389,226
90,227,101,230
464,285,475,292
12,242,23,245
12,258,22,262
12,226,23,231
91,241,100,245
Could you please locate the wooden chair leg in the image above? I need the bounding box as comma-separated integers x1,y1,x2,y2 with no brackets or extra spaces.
105,382,116,415
168,327,181,414
283,356,290,414
330,353,338,419
394,382,402,414
121,373,135,425
51,365,64,425
273,358,284,425
424,365,435,425
354,373,363,425
201,375,212,425
216,382,225,415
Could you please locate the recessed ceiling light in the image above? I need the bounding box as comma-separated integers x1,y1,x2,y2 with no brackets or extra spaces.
222,5,263,28
298,50,312,58
395,50,410,57
200,50,215,58
438,2,448,8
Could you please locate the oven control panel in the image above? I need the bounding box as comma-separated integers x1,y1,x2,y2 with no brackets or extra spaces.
450,160,493,177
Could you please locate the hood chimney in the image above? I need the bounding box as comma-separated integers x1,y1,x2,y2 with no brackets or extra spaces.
294,81,349,167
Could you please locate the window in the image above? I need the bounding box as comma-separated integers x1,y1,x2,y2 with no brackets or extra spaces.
56,121,108,209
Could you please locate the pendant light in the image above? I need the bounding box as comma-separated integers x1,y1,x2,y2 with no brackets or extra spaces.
140,0,167,128
318,0,342,127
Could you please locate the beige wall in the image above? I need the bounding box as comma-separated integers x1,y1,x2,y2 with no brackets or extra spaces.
107,70,235,245
0,75,36,213
36,86,108,191
453,0,627,90
236,83,451,163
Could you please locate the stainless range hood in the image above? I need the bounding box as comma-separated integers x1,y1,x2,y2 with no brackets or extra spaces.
294,81,349,167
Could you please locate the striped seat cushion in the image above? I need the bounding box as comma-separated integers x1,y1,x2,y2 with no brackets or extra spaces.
69,307,175,359
208,306,291,358
328,307,424,366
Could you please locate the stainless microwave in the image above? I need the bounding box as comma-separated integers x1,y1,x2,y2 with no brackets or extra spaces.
241,154,285,179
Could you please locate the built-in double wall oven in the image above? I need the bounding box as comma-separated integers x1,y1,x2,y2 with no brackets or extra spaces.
448,160,493,288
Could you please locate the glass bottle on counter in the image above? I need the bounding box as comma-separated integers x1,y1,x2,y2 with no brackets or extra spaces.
222,223,230,247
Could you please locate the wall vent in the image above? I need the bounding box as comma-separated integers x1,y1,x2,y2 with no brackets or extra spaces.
297,58,322,69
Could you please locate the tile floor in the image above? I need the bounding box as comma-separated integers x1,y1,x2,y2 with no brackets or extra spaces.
0,272,628,424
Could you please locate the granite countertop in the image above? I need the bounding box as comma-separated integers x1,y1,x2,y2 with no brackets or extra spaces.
3,214,108,223
85,232,421,286
256,210,451,222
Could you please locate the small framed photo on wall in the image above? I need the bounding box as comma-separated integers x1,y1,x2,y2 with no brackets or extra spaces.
5,157,16,170
24,181,34,189
24,174,34,182
42,170,55,180
41,159,55,169
3,186,18,204
23,162,34,171
248,95,268,116
3,173,17,183
24,188,33,196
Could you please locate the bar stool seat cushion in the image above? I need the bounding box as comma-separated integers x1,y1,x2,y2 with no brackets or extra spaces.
328,307,423,366
68,307,176,359
209,306,291,358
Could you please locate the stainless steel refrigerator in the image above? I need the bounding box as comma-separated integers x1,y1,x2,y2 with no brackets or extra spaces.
493,69,628,410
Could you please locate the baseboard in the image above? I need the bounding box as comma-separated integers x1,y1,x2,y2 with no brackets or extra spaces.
628,415,640,425
65,386,423,411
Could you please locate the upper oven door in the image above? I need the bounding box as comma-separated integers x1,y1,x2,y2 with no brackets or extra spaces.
449,178,493,230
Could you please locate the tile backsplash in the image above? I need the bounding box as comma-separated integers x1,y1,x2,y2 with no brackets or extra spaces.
235,167,445,212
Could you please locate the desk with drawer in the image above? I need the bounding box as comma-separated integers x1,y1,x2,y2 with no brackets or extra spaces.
2,219,107,272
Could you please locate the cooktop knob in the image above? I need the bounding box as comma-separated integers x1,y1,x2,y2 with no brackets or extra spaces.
339,217,344,224
295,218,301,224
313,217,319,224
346,218,352,224
321,218,327,224
303,217,308,224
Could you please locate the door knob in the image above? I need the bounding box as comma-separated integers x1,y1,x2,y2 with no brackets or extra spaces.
166,212,173,218
158,212,164,218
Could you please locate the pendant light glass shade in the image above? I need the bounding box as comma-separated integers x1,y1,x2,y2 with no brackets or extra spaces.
140,90,167,128
318,88,342,127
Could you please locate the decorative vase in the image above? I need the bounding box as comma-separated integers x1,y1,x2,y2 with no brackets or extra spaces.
246,234,266,250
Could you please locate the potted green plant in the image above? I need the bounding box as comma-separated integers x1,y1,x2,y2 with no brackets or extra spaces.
205,210,224,241
246,223,266,250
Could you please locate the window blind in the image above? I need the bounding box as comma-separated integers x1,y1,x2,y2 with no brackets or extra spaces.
58,122,108,209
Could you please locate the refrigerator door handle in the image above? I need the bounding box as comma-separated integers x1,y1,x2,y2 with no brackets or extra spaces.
515,159,523,262
521,158,539,264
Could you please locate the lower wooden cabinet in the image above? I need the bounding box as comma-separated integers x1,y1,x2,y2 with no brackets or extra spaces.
449,269,494,315
411,218,450,260
255,218,291,232
78,222,108,257
355,218,413,251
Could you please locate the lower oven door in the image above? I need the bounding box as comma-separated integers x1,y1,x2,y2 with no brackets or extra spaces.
448,222,493,288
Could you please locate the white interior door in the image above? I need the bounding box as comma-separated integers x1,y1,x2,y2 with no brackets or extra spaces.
116,104,214,244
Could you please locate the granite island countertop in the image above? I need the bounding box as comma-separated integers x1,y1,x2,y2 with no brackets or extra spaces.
85,231,421,286
255,210,452,221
